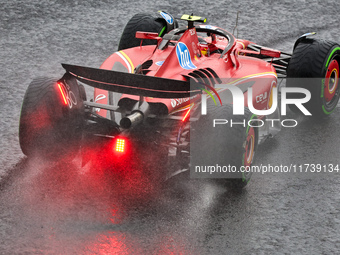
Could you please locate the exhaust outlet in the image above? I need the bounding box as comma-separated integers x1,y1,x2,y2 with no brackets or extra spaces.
120,101,150,129
120,111,144,129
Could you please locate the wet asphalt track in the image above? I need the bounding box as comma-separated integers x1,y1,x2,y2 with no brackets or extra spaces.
1,0,340,254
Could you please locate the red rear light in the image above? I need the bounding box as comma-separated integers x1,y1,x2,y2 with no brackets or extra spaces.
115,138,125,153
57,82,68,105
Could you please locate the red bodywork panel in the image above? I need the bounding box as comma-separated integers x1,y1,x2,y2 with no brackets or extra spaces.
94,25,277,118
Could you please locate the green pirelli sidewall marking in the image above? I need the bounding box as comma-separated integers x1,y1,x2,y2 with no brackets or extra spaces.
322,105,335,115
321,79,325,98
242,114,257,182
326,47,340,67
158,26,166,37
246,114,257,134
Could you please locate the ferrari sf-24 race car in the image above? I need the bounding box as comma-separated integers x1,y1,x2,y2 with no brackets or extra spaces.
19,12,340,188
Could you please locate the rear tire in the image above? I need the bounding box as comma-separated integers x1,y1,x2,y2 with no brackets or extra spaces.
118,13,165,51
19,74,84,159
287,39,340,117
191,104,258,189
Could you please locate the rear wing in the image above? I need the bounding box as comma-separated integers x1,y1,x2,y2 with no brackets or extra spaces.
62,64,202,98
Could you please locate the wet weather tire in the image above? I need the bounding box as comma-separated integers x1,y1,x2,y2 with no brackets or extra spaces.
191,104,258,189
118,13,165,51
287,39,340,117
19,74,84,159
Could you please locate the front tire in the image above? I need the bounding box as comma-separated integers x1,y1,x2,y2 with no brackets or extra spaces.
118,13,165,51
287,39,340,117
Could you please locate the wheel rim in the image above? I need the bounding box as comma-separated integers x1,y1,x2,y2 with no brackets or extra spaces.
244,127,255,167
241,126,255,182
324,59,339,103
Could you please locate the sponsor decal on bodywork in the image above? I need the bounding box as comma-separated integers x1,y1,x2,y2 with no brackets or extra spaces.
156,61,164,66
176,42,197,70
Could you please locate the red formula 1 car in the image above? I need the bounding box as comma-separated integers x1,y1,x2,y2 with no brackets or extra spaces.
19,12,340,188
